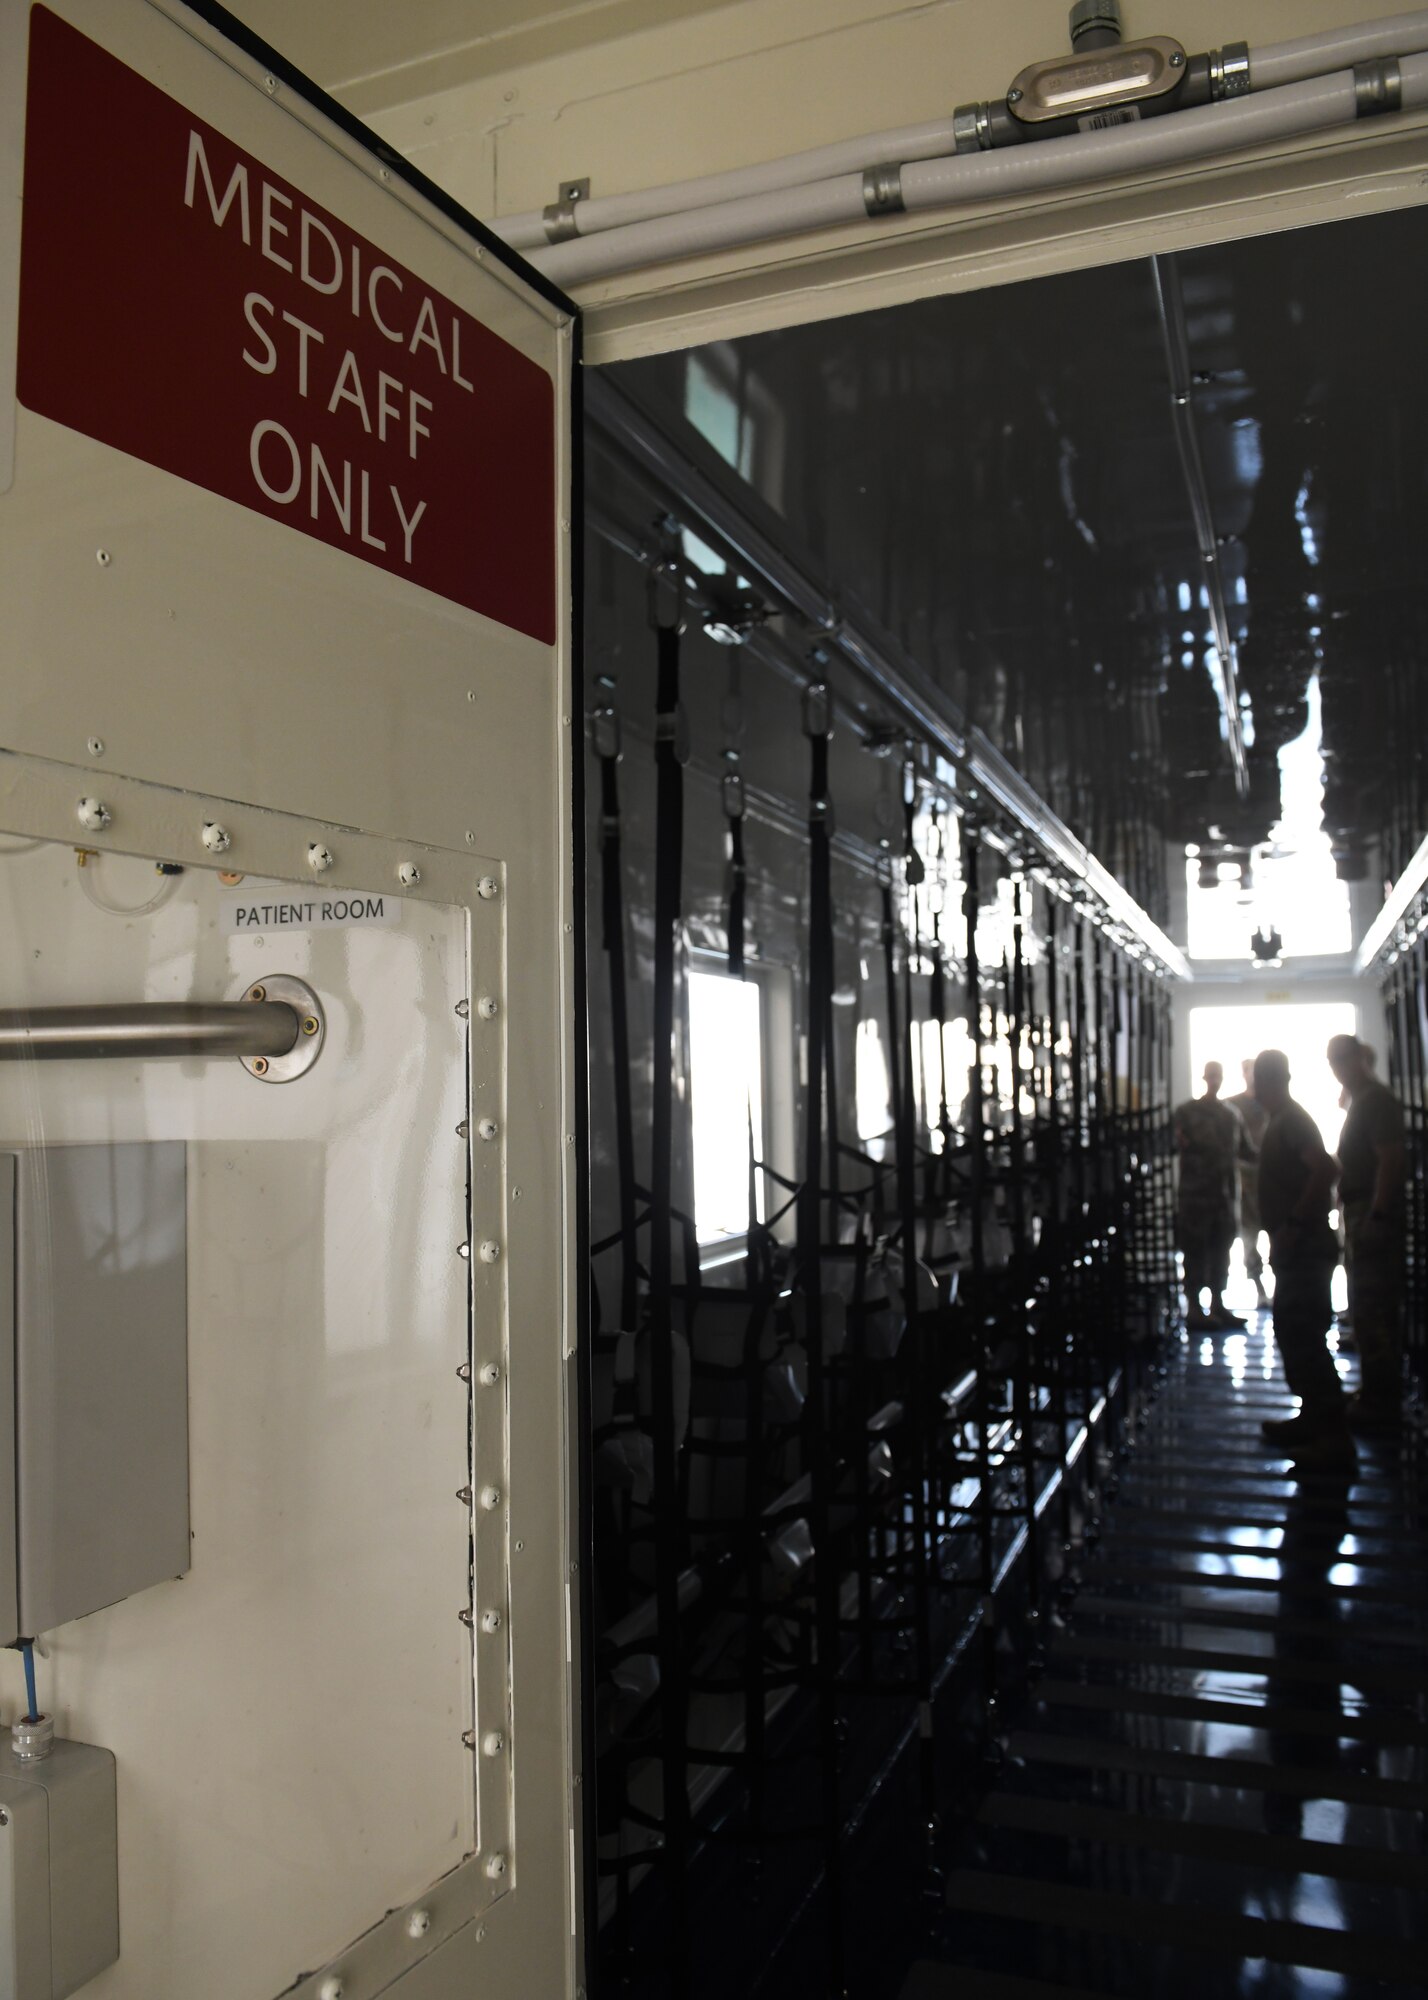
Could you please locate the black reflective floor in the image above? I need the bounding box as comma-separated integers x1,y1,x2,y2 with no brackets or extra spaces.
903,1320,1428,1999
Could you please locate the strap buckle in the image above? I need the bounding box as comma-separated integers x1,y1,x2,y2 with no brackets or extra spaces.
647,560,685,634
802,681,832,739
656,701,691,766
593,706,621,761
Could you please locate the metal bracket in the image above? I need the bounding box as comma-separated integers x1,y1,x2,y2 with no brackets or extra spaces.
238,974,324,1082
1354,57,1402,117
861,162,905,217
541,176,590,244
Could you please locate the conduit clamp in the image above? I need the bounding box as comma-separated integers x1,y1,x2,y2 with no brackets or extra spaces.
541,177,590,244
1354,57,1403,117
861,161,906,217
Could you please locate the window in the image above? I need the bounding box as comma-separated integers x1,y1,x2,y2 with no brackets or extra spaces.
688,964,766,1246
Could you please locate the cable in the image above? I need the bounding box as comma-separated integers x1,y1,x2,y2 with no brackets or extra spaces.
77,851,181,918
20,1640,39,1724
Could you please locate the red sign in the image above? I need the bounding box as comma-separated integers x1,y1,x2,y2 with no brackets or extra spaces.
17,7,557,644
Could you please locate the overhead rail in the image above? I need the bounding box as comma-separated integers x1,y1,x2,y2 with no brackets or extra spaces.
507,8,1428,283
1150,253,1250,800
1355,828,1428,971
585,369,1192,981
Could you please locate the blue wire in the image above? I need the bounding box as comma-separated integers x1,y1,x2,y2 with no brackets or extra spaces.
21,1641,38,1725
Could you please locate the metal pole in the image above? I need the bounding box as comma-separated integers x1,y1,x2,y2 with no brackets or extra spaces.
0,1002,301,1061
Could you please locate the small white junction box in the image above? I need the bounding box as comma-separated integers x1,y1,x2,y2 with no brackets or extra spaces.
0,1727,120,1998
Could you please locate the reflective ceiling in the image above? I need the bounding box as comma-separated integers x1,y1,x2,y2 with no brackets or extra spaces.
615,206,1428,925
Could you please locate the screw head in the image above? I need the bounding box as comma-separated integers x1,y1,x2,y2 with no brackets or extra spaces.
478,1362,501,1386
477,876,499,901
1169,47,1185,65
77,796,111,832
407,1908,432,1939
480,1485,502,1510
96,548,111,567
251,1056,270,1076
201,822,231,854
301,1016,320,1036
308,843,333,873
1007,85,1023,102
318,1980,345,2000
478,1240,501,1264
477,996,498,1021
398,861,421,887
480,1608,502,1633
485,1853,507,1880
478,1117,499,1141
482,1731,505,1757
87,737,104,757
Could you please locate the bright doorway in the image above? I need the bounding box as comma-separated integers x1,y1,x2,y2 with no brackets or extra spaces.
1188,999,1359,1313
1187,1001,1359,1157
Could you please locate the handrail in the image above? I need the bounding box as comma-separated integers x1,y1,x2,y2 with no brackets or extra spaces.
0,1002,301,1061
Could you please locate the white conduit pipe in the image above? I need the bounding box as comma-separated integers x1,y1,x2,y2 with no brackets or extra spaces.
1250,6,1428,90
535,60,1428,286
504,8,1428,262
497,115,964,252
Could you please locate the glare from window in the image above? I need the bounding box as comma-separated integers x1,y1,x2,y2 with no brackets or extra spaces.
683,353,754,580
689,968,765,1244
1186,675,1351,961
855,1017,891,1145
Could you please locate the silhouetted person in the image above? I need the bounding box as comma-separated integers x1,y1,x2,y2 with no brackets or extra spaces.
1173,1059,1245,1328
1226,1055,1270,1308
1255,1049,1355,1471
1327,1033,1406,1432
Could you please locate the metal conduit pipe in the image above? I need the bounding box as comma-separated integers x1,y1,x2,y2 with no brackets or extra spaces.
0,1002,302,1061
504,8,1428,255
537,63,1428,284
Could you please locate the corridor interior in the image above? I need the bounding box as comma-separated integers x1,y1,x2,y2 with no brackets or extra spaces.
581,169,1427,1999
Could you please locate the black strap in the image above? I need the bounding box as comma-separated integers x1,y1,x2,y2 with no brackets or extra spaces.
647,580,690,1969
797,680,846,1983
596,710,639,1334
724,769,747,980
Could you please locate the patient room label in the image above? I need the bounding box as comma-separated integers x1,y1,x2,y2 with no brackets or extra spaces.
222,892,400,935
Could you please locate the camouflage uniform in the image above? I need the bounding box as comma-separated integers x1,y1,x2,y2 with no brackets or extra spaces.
1174,1094,1242,1307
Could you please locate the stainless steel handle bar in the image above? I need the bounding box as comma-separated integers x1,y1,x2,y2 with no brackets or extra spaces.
0,1003,301,1061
